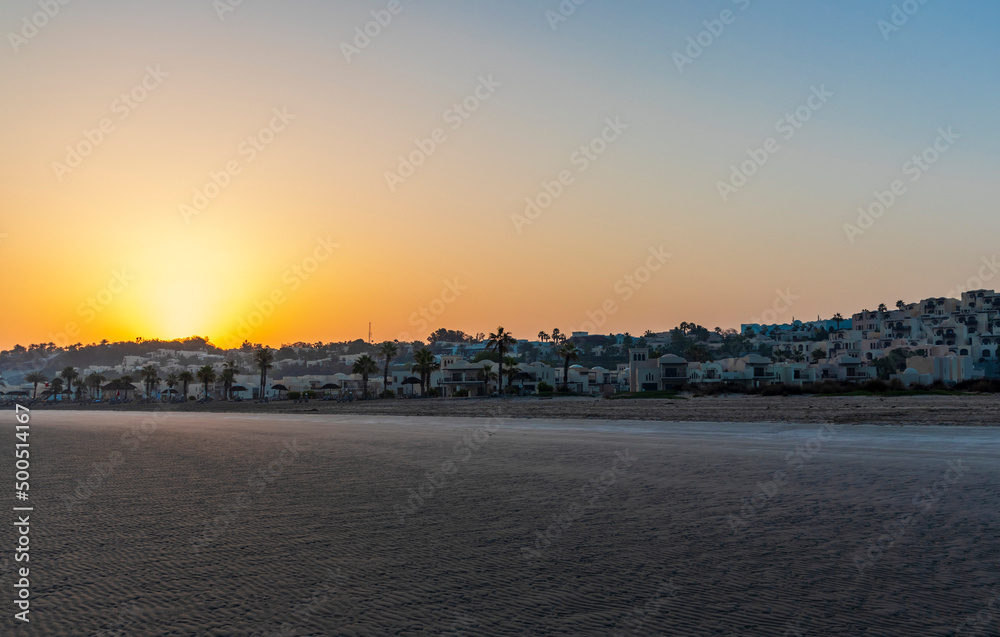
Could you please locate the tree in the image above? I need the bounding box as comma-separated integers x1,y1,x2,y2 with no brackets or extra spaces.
877,303,887,314
352,355,379,399
86,372,106,400
196,365,216,400
254,347,275,400
487,327,516,392
49,377,64,400
832,313,844,329
537,331,549,344
557,343,581,391
811,348,826,362
165,373,178,401
379,341,398,395
140,365,158,399
178,370,194,400
503,355,520,389
73,378,86,401
478,362,498,394
61,367,78,400
684,345,709,362
896,300,905,310
411,347,439,396
25,371,47,399
551,328,562,345
221,360,238,400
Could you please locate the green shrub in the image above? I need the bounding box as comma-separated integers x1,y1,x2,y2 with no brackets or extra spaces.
537,382,553,393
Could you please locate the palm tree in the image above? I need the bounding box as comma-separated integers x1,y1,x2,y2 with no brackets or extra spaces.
877,303,887,314
73,378,86,401
557,343,581,391
352,355,379,399
139,365,158,399
49,378,64,401
832,313,844,329
254,347,275,400
25,371,47,399
86,371,106,400
221,360,239,400
119,375,135,400
478,362,498,394
503,355,520,389
61,367,78,400
178,370,194,401
487,327,517,393
537,331,549,344
551,328,563,345
379,341,398,396
411,347,439,396
896,300,905,310
165,373,178,401
196,365,216,400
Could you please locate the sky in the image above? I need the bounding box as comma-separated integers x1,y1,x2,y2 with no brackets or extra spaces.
1,0,998,350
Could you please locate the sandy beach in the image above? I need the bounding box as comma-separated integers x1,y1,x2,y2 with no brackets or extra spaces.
2,409,998,635
33,393,1000,427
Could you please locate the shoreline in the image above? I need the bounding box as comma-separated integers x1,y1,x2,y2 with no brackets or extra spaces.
8,393,997,427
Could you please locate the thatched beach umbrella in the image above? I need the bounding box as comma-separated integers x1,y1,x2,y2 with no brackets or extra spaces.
401,376,421,395
319,382,340,397
101,379,136,399
271,384,289,399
